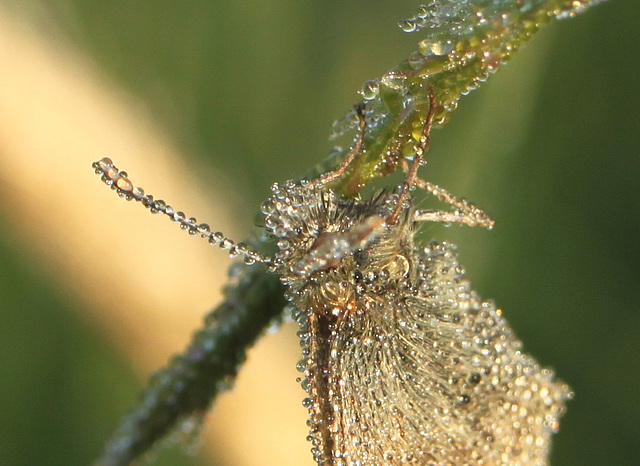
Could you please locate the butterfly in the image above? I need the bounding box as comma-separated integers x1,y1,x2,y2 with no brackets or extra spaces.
94,91,570,465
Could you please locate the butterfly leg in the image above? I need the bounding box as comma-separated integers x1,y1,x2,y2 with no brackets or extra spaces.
315,103,366,185
388,89,438,224
410,172,495,228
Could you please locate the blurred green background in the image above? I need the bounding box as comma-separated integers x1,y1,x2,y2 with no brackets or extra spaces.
0,1,638,465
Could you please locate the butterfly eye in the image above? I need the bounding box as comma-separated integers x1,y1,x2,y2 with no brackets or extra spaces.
353,249,370,268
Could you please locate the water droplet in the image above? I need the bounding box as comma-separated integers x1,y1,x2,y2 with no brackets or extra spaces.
381,72,407,92
419,39,455,57
360,80,380,101
443,100,458,112
297,359,307,372
261,198,276,214
398,19,417,33
220,238,234,250
482,50,501,73
116,176,133,192
416,5,430,19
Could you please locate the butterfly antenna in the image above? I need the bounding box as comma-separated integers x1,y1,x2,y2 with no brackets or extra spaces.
92,157,270,266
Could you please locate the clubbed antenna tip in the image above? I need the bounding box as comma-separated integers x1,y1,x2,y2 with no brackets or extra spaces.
92,157,269,266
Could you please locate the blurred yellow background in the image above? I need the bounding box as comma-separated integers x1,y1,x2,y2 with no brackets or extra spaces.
0,1,637,465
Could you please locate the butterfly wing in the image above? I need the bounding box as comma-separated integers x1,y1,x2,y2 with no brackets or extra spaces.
327,242,570,465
